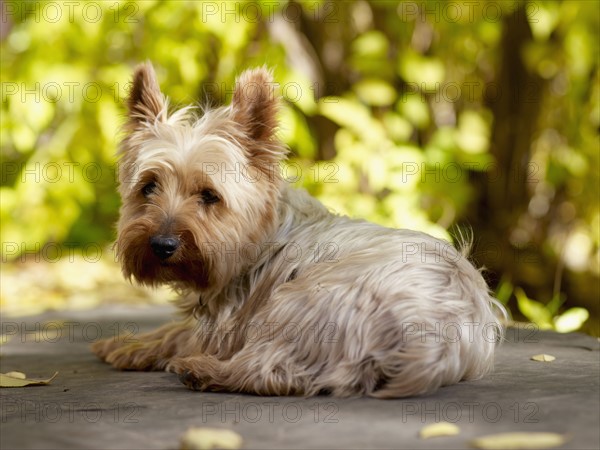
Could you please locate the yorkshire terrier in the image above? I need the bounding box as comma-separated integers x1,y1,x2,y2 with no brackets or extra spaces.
92,62,505,397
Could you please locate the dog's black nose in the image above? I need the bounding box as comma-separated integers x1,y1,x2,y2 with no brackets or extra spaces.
150,235,180,260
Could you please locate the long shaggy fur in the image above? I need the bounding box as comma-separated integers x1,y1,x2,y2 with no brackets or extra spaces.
92,62,506,398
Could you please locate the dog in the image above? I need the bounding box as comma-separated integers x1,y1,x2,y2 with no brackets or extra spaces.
92,62,505,398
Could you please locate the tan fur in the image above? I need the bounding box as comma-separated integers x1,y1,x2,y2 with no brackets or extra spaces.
92,63,506,398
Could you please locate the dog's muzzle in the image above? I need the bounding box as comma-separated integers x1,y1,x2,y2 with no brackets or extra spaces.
150,235,180,260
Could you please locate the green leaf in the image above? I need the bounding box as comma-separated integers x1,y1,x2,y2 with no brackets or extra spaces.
515,288,553,329
354,79,396,107
495,279,513,305
545,293,566,316
528,2,560,42
319,97,387,143
351,31,389,57
397,95,430,129
455,111,490,154
382,113,413,142
398,52,445,90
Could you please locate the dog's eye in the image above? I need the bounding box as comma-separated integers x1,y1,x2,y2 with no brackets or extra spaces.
142,181,157,197
199,189,220,205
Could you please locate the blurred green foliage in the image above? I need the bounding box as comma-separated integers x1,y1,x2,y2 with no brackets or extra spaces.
1,1,598,332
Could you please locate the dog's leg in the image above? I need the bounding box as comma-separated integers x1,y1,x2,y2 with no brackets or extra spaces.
167,353,309,396
91,320,194,370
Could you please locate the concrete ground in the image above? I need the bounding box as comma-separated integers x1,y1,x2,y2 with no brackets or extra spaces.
1,305,598,450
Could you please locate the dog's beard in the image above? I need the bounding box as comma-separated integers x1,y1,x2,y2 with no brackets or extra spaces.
115,213,274,292
116,222,213,290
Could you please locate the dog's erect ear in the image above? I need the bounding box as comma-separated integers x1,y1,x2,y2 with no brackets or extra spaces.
231,67,279,142
127,62,166,124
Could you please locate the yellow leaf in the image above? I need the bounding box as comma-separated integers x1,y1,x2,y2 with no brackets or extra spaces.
180,428,243,450
0,372,58,388
419,422,460,438
4,371,26,379
471,432,567,449
531,354,556,362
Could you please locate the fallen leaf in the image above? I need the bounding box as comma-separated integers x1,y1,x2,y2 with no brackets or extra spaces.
180,428,242,450
4,371,26,379
420,422,460,438
530,354,556,362
0,372,58,388
471,432,567,449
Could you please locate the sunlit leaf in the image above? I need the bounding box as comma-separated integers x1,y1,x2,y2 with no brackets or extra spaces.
528,2,560,41
180,427,243,450
397,95,429,129
367,154,389,191
565,27,594,78
354,79,396,106
382,113,413,142
319,97,387,143
554,307,589,333
280,71,318,115
4,372,26,379
471,432,567,449
0,372,58,388
455,111,490,154
515,288,553,329
352,31,389,57
419,422,460,439
563,229,594,272
399,52,445,91
530,354,556,362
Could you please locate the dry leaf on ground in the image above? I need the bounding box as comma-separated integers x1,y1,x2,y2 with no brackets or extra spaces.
471,432,567,449
0,372,58,388
530,354,556,362
3,371,26,379
419,422,460,438
180,427,243,450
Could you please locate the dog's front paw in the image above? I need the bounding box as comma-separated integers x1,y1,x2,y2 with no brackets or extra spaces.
91,337,124,362
167,357,219,392
104,342,158,370
177,370,210,391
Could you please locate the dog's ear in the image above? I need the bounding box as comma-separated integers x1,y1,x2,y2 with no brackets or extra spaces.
230,67,279,142
127,61,166,124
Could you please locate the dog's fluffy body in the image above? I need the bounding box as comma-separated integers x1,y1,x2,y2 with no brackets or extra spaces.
93,63,505,398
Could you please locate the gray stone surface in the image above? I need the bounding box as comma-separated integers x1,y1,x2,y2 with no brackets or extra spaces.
1,306,599,449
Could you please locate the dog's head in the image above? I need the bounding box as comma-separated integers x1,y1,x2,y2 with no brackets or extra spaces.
115,62,285,291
